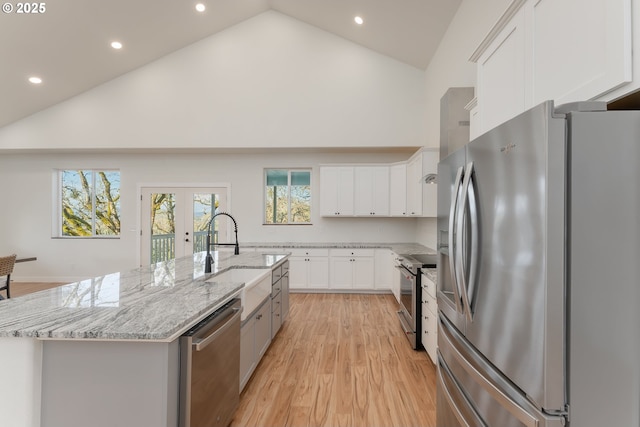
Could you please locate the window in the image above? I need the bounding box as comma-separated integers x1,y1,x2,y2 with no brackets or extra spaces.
57,169,121,237
264,169,311,224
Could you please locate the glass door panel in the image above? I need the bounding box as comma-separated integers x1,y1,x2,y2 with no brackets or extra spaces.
150,192,176,264
191,193,219,254
140,186,228,266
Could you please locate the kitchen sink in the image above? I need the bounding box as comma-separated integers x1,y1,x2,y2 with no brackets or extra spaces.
206,268,271,321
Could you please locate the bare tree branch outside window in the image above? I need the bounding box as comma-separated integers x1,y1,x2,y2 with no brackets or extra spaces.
61,170,121,237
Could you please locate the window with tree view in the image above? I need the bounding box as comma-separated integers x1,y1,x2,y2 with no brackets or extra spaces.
59,170,121,237
265,169,311,224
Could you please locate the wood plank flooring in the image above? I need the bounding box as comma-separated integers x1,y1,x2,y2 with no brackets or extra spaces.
231,293,437,427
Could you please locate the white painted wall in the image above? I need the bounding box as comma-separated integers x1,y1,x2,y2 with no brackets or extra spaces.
0,150,419,282
0,11,426,150
416,0,513,247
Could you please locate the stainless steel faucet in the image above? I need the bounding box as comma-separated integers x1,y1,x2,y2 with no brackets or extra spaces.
204,212,239,273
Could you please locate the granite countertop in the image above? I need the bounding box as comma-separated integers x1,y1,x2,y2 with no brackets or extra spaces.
243,241,436,255
422,268,437,284
0,251,289,342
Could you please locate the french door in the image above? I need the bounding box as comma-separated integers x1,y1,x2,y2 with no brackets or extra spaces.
140,186,228,266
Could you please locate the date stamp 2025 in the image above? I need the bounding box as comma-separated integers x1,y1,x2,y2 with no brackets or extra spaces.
2,2,46,14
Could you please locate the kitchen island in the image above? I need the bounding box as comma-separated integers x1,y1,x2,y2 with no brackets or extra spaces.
0,250,289,427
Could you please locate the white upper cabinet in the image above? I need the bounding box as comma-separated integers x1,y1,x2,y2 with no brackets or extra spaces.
389,163,408,216
406,153,423,216
470,0,632,136
354,166,390,216
473,1,529,134
320,151,436,218
320,166,354,216
531,0,632,105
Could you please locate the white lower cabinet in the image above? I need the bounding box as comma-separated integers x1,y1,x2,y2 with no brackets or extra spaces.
421,273,438,364
240,298,271,391
374,249,392,291
288,248,329,290
391,252,401,303
329,249,375,290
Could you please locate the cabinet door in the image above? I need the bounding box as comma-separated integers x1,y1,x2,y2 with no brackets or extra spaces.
255,301,272,359
320,166,354,216
374,249,392,290
354,166,390,216
352,257,375,289
389,163,407,216
476,5,528,134
406,153,423,216
240,319,256,391
307,257,330,289
531,0,632,105
329,257,353,289
391,254,401,303
288,256,307,289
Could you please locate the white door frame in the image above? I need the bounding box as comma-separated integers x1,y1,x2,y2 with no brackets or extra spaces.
137,183,231,267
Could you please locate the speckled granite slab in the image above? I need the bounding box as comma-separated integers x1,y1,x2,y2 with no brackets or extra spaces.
0,251,288,342
243,242,436,255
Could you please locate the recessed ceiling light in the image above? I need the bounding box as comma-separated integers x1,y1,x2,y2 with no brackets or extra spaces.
111,41,123,50
354,16,364,25
28,76,42,84
195,3,206,12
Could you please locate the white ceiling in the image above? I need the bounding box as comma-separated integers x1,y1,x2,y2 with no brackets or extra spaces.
0,0,461,129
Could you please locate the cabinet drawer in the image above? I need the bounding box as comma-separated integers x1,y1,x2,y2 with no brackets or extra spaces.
272,266,282,283
421,291,437,316
422,306,437,333
330,248,375,257
289,248,330,257
421,274,436,298
271,291,282,314
271,280,282,297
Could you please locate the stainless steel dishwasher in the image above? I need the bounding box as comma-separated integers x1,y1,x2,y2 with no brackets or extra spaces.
179,298,242,427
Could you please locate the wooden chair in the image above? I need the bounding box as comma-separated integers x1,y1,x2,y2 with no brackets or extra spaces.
0,254,17,300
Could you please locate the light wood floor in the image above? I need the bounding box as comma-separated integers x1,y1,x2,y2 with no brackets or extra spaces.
9,284,438,426
231,293,437,427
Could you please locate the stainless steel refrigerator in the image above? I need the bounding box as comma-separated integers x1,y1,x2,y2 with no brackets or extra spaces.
436,100,640,426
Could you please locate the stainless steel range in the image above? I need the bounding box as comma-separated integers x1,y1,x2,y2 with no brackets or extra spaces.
397,253,437,349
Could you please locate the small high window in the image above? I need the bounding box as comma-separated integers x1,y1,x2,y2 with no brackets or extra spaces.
264,169,311,224
56,169,121,237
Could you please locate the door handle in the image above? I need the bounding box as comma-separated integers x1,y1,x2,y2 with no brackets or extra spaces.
449,166,465,313
192,306,242,351
456,162,476,323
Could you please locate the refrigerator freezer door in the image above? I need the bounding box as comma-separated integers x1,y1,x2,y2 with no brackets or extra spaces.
462,101,566,411
438,315,566,427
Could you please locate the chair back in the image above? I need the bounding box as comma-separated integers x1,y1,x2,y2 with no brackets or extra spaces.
0,254,17,277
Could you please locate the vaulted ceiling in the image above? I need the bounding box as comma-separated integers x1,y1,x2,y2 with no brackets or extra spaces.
0,0,461,128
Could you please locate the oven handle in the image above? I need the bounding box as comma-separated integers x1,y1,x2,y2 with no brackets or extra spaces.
395,264,417,277
192,306,242,352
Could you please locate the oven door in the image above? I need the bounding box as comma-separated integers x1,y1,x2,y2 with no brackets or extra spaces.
397,265,420,349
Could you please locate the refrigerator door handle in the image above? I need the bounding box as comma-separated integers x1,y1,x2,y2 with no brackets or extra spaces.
448,166,465,313
440,315,540,427
456,162,476,322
